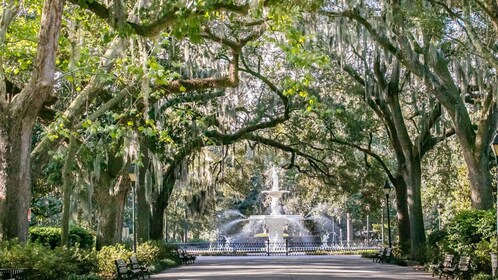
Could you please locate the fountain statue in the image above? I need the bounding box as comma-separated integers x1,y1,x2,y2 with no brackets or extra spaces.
320,232,330,249
247,165,303,244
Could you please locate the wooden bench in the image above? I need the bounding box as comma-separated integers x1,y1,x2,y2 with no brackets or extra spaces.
115,259,143,280
129,255,150,279
177,248,196,265
0,268,27,280
430,254,454,278
372,248,385,262
373,247,392,263
441,256,471,280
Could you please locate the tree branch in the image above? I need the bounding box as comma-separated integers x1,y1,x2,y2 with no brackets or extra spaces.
69,0,250,37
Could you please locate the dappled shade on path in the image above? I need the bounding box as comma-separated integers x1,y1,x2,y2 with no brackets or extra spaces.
152,255,433,279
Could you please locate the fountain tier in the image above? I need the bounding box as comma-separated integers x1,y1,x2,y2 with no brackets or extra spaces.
246,166,303,243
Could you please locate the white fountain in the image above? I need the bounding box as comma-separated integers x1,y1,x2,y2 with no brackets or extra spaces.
248,165,303,243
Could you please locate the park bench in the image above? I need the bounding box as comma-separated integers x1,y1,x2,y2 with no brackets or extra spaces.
129,255,150,279
373,247,392,263
430,254,454,278
372,248,385,262
441,256,471,280
115,259,143,280
0,268,27,280
177,248,196,265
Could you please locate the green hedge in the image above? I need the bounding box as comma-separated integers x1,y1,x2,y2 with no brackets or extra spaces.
0,239,180,279
0,240,98,280
29,226,94,249
97,241,181,279
429,210,496,275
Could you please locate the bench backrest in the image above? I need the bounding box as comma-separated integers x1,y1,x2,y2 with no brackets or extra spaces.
129,255,140,269
442,254,454,268
115,259,129,274
457,256,470,272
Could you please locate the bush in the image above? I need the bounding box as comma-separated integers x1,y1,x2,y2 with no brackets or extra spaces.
471,273,493,280
96,241,181,278
431,210,496,275
29,227,61,249
66,274,103,280
426,229,449,262
136,241,181,272
69,226,95,249
0,240,97,280
96,244,132,279
29,226,94,249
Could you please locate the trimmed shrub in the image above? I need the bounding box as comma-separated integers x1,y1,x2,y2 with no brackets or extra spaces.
431,210,496,275
69,226,95,249
471,273,492,280
29,226,94,249
135,241,181,273
66,274,103,280
0,240,97,280
29,227,61,249
96,244,132,279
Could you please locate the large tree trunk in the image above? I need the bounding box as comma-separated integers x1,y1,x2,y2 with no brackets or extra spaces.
393,175,411,256
136,152,150,242
94,174,128,249
0,0,64,241
137,179,150,242
0,117,36,241
149,176,175,240
463,143,494,209
149,197,167,241
403,157,426,260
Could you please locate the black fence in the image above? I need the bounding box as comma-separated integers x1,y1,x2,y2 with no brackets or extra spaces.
177,241,382,256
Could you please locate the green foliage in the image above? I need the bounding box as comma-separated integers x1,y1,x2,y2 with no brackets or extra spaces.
0,240,97,280
69,226,95,249
427,229,449,262
431,210,496,274
96,244,132,279
97,242,181,278
471,273,493,280
29,227,61,249
136,241,181,273
66,274,102,280
29,226,94,249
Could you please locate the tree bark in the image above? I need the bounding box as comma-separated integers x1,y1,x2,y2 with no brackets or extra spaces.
0,0,64,241
393,175,411,255
94,174,128,249
0,118,35,241
136,170,150,242
462,142,495,209
403,157,426,260
135,149,151,242
149,176,175,240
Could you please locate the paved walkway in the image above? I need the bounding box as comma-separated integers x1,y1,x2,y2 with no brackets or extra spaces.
152,255,433,279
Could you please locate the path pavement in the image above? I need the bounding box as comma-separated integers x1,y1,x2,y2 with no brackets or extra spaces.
151,255,434,279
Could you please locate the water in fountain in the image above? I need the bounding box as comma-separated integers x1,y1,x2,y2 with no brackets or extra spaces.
216,165,340,248
247,165,303,244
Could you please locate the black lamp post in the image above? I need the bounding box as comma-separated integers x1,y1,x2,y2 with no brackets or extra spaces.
383,181,392,248
128,164,137,254
365,204,370,246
